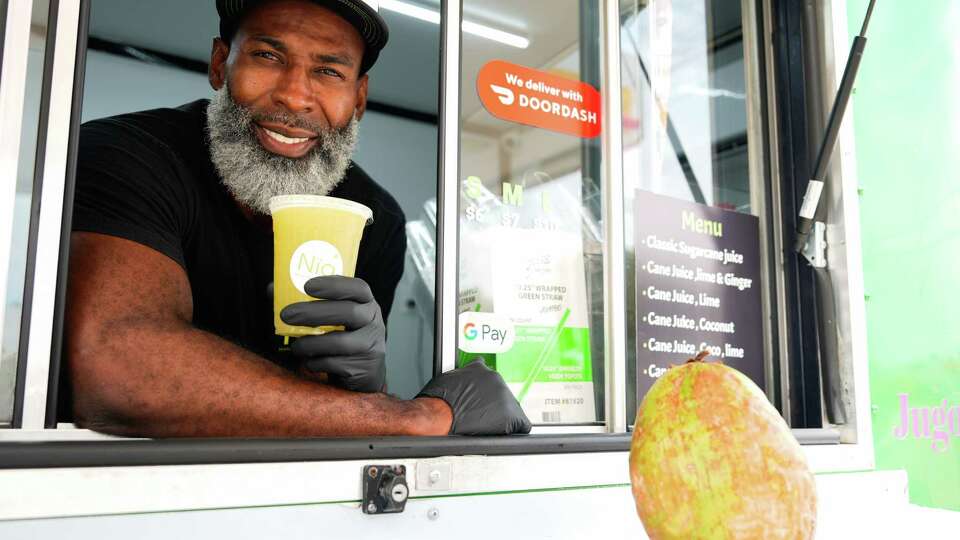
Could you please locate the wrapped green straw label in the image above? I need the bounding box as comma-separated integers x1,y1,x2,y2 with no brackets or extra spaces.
458,228,595,424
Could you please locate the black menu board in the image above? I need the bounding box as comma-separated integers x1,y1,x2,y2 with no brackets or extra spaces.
634,190,765,399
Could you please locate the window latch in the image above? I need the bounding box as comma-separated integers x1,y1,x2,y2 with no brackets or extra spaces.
362,465,409,515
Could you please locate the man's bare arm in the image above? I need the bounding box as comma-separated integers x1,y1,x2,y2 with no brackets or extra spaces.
65,232,451,437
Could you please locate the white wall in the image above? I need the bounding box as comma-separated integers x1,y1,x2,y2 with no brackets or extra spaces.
80,51,214,122
80,50,438,397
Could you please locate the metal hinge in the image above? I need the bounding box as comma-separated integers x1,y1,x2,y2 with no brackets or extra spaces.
801,221,827,268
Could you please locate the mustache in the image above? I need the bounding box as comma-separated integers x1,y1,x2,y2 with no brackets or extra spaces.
247,109,327,134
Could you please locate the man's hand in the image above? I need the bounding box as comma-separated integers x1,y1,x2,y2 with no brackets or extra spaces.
417,360,532,436
280,276,386,393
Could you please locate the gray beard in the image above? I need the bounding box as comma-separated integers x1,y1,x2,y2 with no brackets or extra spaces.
205,85,359,215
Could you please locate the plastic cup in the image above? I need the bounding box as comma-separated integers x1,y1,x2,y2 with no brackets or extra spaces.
269,195,373,338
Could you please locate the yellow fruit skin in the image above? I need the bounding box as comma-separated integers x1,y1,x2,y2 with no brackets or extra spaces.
629,362,816,540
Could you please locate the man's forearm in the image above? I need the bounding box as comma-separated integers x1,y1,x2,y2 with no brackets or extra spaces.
70,320,448,438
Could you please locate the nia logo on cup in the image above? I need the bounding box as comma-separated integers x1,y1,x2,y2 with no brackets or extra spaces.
290,240,344,294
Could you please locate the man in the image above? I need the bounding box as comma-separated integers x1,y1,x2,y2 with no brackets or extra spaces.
63,0,530,437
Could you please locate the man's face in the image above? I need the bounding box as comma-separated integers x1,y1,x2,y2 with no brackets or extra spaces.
205,0,369,214
211,0,369,158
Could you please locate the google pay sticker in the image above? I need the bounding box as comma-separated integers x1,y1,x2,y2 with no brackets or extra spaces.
458,312,516,354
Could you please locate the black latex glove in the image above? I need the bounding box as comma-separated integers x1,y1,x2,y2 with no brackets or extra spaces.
417,360,532,436
280,276,386,393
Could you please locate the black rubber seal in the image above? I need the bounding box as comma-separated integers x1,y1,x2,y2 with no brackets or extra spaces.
45,0,92,428
0,433,632,469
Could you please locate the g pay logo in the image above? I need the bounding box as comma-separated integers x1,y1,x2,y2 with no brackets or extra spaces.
290,240,344,294
490,85,515,106
458,312,515,354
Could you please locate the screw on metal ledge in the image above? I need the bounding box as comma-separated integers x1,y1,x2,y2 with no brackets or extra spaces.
367,502,378,513
427,508,440,521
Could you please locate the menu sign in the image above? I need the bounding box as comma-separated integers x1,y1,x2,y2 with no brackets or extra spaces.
634,190,765,399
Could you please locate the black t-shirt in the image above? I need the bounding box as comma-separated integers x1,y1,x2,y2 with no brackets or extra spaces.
71,99,406,363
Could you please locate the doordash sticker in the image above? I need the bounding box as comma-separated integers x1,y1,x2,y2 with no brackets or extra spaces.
477,60,601,139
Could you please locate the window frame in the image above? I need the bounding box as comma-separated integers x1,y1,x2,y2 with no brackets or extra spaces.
435,0,460,377
0,0,874,476
600,0,628,433
9,0,86,430
769,0,827,429
0,0,40,429
762,0,874,469
812,0,874,458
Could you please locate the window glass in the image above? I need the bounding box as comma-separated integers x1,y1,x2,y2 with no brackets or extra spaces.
1,0,52,427
620,0,765,420
458,0,606,425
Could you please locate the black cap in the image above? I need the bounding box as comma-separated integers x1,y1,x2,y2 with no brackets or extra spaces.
216,0,389,74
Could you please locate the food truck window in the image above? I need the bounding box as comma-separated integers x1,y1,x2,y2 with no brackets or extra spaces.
1,0,53,428
457,0,608,427
42,0,441,420
619,1,774,422
0,0,858,454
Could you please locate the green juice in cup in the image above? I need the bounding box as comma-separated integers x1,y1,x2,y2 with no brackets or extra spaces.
269,195,372,338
